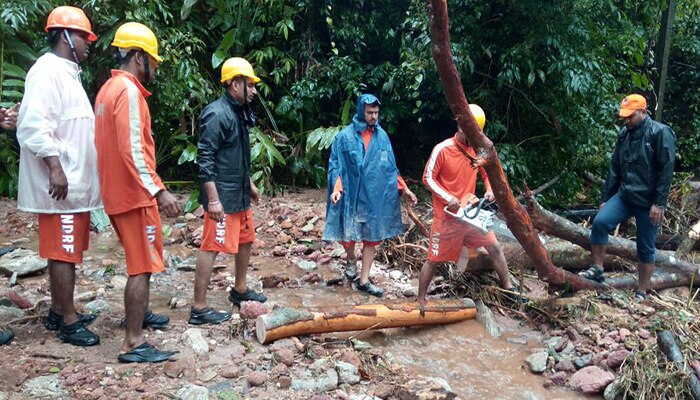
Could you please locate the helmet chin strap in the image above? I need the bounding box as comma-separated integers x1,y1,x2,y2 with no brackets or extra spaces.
63,30,82,69
142,51,151,84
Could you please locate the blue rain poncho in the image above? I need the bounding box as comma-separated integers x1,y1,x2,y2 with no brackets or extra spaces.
322,94,404,242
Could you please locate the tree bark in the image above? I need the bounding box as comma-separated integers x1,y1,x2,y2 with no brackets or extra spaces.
255,298,476,344
526,195,700,277
657,330,700,400
427,0,601,291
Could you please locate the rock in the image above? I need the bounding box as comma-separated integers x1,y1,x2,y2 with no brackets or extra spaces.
64,373,84,386
175,384,208,400
248,371,268,387
606,349,631,369
164,360,187,378
21,375,68,399
110,275,128,291
296,260,317,271
310,395,332,400
568,366,615,394
301,223,314,233
475,300,501,339
291,367,338,392
506,337,528,345
637,328,651,340
7,290,32,309
521,390,545,400
270,338,297,352
553,337,569,352
274,349,295,367
336,361,361,385
0,249,46,277
548,371,569,386
340,350,363,371
525,352,549,374
389,270,403,280
574,354,593,369
239,301,268,319
84,299,110,314
280,220,293,229
219,366,241,379
619,328,631,340
278,376,292,389
182,328,209,354
604,378,623,400
0,305,24,320
395,377,457,400
272,246,287,256
554,359,576,373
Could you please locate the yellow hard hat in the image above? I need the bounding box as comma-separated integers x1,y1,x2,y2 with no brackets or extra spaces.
221,57,260,83
111,22,162,62
469,104,486,130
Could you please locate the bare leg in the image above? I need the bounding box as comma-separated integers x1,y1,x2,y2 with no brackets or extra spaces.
48,260,78,325
123,273,150,352
591,244,607,268
358,244,376,284
342,242,356,263
233,243,251,293
638,262,654,293
193,251,218,309
484,243,513,290
418,260,439,304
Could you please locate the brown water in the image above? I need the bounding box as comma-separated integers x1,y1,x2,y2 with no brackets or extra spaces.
251,257,588,399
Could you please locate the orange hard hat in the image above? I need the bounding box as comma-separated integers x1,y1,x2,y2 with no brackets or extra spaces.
45,6,97,42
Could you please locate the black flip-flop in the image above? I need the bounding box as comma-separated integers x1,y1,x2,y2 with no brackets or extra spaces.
118,342,174,363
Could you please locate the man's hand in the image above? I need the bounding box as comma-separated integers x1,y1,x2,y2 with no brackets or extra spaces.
207,201,225,222
156,190,182,217
44,156,68,201
330,190,342,204
250,179,260,204
484,190,495,202
402,188,418,206
649,204,665,226
446,197,460,211
460,193,479,207
0,103,19,130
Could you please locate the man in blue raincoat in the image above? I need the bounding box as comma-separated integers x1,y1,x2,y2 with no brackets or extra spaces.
323,94,417,297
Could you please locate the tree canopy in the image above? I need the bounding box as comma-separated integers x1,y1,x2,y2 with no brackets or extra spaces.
1,0,698,206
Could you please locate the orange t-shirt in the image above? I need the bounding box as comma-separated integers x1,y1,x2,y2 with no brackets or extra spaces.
94,70,165,215
423,135,491,220
333,127,407,192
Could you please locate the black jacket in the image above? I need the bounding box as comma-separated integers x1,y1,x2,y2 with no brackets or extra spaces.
602,116,676,208
198,91,255,213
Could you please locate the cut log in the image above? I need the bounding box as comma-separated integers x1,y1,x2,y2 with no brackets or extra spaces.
256,298,476,344
526,196,700,277
657,330,700,400
677,220,700,258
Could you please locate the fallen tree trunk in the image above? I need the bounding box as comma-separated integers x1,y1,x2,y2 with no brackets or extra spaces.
657,330,700,400
427,0,601,291
461,240,625,273
256,298,476,344
606,270,696,291
677,220,700,258
526,196,700,277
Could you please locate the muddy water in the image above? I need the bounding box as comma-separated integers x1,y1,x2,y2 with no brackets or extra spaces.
13,227,588,399
249,257,588,399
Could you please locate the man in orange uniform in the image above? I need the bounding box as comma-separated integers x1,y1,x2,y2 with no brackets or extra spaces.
190,57,265,325
94,22,182,363
418,105,518,305
16,6,100,346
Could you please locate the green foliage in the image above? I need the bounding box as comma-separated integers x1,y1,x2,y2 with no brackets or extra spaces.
0,0,697,208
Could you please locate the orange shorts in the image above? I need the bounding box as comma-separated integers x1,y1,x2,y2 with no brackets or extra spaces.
201,208,255,254
427,214,497,262
109,206,163,276
38,212,90,264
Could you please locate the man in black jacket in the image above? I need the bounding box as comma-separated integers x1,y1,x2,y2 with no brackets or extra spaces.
190,57,266,325
579,94,676,300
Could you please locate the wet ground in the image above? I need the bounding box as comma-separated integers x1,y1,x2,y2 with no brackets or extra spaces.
0,190,590,399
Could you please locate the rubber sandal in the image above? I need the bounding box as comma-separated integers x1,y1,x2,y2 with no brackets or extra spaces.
578,265,605,283
118,342,174,363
